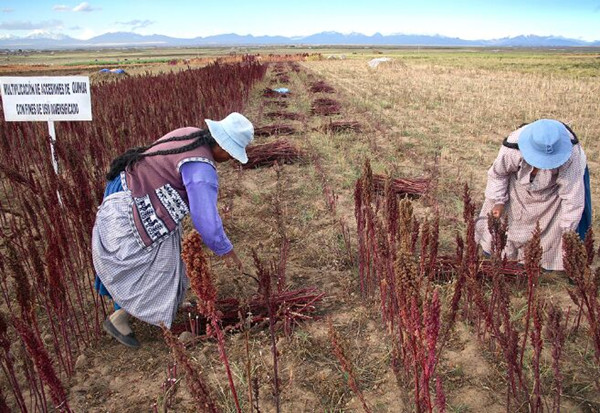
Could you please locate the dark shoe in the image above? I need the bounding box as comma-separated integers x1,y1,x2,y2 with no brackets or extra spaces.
103,318,141,349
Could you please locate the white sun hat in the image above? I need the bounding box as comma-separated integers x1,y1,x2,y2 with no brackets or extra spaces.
205,112,254,164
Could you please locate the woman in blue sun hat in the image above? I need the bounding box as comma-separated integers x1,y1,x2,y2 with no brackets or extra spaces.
475,119,591,272
92,112,253,348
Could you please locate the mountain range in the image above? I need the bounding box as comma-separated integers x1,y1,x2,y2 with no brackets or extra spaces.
2,31,599,50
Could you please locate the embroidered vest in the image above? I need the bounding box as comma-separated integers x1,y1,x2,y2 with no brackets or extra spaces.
124,127,215,247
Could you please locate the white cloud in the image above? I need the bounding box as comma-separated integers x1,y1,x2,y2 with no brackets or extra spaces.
2,8,14,13
0,20,63,31
73,2,100,12
52,3,101,12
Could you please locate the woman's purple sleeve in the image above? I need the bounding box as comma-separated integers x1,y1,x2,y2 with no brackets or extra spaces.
180,161,233,256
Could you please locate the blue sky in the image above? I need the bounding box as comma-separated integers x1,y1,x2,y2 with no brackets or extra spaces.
1,0,599,41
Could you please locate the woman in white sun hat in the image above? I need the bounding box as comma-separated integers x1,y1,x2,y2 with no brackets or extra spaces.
92,112,254,348
476,118,591,272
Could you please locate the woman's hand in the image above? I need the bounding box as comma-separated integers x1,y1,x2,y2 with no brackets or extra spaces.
491,204,505,218
222,250,243,272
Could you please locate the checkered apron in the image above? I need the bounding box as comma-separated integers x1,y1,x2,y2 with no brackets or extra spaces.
92,191,188,328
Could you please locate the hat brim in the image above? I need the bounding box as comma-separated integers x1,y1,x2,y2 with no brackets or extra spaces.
206,119,248,164
519,125,573,169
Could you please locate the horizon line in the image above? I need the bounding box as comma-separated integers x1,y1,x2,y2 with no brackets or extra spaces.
3,30,599,43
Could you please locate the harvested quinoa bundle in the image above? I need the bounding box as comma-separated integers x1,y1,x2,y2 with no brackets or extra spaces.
311,98,341,116
372,173,430,197
436,255,527,278
289,62,302,72
277,75,290,83
309,80,335,93
254,124,297,137
265,111,303,120
244,139,306,169
322,120,362,133
274,71,290,83
265,100,289,108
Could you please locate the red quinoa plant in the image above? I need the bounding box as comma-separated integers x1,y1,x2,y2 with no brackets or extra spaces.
181,230,241,413
456,185,557,411
545,303,569,412
563,230,600,387
311,153,353,266
328,318,373,413
353,158,445,412
162,327,220,413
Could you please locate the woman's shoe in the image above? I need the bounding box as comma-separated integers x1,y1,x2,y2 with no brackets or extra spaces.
103,318,141,349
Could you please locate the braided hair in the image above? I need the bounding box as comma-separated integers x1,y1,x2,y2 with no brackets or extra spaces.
106,129,216,181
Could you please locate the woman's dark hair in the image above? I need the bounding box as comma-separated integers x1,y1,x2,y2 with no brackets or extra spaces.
106,129,216,180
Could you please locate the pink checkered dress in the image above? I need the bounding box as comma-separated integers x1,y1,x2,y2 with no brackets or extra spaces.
475,126,587,271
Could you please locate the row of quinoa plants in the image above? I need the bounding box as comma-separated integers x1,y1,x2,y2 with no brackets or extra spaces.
0,56,267,411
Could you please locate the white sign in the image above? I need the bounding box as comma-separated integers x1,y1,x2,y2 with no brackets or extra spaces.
0,76,92,121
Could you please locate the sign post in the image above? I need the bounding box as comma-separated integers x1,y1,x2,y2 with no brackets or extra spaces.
48,120,58,174
0,76,93,201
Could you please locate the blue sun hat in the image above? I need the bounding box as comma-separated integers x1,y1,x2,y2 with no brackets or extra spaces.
205,112,254,164
518,119,573,169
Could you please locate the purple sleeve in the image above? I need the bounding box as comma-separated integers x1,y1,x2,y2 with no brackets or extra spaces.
180,161,233,256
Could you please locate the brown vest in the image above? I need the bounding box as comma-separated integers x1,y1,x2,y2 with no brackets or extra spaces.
123,127,215,247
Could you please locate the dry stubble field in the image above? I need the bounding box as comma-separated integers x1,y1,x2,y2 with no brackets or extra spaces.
293,54,600,411
2,48,600,412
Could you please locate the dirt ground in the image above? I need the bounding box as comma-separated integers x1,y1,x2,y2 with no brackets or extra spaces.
3,49,600,412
